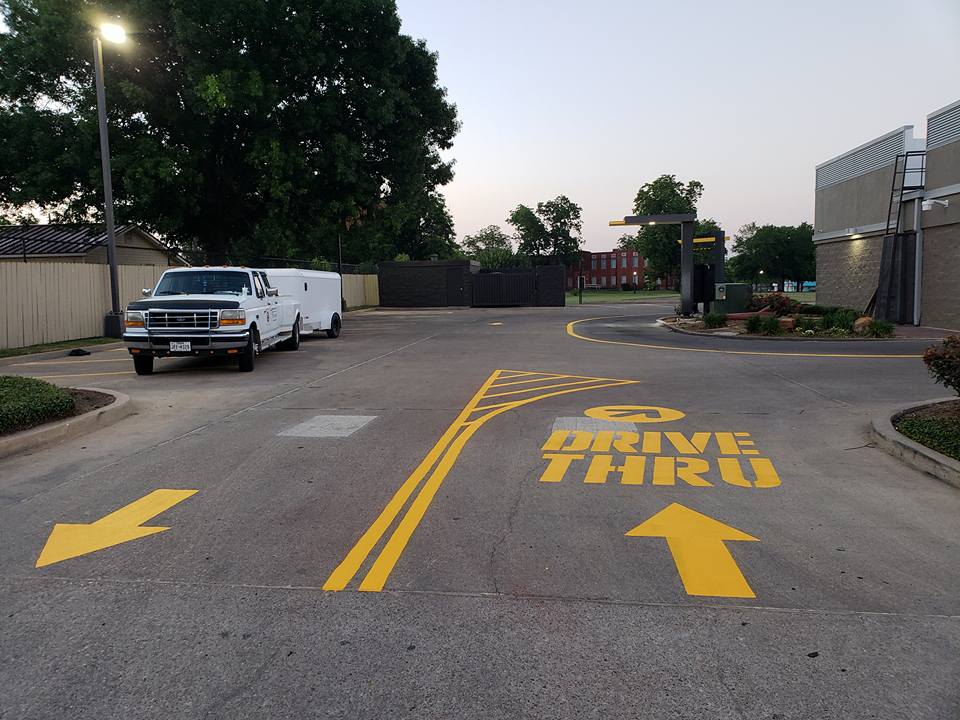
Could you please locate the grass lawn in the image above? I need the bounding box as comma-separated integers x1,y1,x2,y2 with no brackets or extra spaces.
0,336,116,359
785,291,816,304
567,290,679,304
0,376,76,435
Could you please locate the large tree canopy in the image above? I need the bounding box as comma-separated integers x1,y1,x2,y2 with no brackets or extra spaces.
727,222,815,288
506,194,582,263
461,224,515,268
619,175,716,283
0,0,459,263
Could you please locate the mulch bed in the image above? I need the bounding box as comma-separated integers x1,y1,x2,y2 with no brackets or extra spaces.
897,399,960,421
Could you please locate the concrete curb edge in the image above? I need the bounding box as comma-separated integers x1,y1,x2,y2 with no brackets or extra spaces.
869,397,960,489
0,388,134,461
656,317,933,343
0,341,125,368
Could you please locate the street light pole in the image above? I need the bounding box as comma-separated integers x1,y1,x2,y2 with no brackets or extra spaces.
92,32,122,336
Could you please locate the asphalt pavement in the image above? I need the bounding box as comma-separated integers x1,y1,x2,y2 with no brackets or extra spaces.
1,302,958,719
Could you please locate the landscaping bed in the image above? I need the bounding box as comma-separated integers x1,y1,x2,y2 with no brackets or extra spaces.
894,400,960,462
0,376,114,436
663,292,896,339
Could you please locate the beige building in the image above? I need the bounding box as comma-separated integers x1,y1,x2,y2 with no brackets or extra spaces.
814,99,960,329
0,223,185,266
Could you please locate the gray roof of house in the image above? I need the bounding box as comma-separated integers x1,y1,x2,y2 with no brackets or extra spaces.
0,223,159,257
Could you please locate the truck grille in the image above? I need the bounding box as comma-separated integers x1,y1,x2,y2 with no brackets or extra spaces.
146,310,218,330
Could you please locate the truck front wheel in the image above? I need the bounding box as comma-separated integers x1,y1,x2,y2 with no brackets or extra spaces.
133,355,154,375
238,336,256,372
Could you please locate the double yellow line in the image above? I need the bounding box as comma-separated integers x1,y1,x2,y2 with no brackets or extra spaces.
324,368,637,592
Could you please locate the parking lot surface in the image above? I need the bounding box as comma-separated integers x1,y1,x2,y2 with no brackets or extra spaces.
2,303,958,719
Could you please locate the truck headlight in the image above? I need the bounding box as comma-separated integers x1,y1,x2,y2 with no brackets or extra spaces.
220,309,245,326
125,310,144,328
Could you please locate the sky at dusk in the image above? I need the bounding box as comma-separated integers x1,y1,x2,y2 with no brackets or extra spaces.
396,0,960,251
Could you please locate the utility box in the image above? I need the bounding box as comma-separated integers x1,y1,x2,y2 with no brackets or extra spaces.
712,283,751,314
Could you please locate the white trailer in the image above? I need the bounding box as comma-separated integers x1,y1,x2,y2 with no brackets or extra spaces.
265,268,342,337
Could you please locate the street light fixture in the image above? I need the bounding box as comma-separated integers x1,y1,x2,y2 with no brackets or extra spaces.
92,20,126,336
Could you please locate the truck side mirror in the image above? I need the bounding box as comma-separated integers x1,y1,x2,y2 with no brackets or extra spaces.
266,287,279,297
141,288,152,297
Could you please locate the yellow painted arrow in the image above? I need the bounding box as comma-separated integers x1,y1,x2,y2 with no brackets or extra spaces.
626,503,759,598
36,489,197,568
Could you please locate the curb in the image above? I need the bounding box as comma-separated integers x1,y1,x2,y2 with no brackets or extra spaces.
0,341,124,368
869,398,960,489
657,318,912,343
0,388,134,461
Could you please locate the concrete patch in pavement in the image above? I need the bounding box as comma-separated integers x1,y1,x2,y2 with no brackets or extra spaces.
0,387,133,460
278,414,378,438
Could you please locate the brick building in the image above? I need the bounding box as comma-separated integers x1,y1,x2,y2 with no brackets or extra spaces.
565,248,647,289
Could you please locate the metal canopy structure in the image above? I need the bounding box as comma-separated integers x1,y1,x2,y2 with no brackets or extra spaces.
609,213,700,315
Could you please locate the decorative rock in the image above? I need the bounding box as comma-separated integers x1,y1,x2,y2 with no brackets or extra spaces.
853,316,872,335
778,317,796,331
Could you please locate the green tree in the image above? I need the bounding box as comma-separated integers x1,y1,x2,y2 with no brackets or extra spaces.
0,0,459,264
619,175,705,284
462,224,514,268
507,195,582,262
507,204,547,256
728,222,815,288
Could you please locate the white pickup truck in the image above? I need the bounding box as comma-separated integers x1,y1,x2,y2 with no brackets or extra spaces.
123,267,303,374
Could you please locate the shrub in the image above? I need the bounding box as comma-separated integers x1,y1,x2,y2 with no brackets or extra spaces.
759,315,783,335
923,336,960,395
745,315,763,334
0,376,75,435
750,292,801,316
796,317,820,333
864,319,895,338
803,304,841,316
703,312,728,329
822,308,857,332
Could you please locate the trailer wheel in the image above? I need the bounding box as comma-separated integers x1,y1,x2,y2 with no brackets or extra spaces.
133,355,153,375
281,317,301,350
326,313,341,339
239,336,256,372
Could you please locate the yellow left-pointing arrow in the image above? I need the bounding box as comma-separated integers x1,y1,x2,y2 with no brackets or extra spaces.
36,489,197,568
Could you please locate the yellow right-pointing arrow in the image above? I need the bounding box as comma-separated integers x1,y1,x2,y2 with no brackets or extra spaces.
626,503,759,598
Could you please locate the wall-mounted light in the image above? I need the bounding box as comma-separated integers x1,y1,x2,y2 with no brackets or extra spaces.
850,234,862,239
922,199,949,211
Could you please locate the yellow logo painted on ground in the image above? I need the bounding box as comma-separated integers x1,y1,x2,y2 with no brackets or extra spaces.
585,405,685,423
539,411,780,488
323,369,638,593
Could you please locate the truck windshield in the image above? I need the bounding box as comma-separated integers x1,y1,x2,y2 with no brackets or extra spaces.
154,271,251,296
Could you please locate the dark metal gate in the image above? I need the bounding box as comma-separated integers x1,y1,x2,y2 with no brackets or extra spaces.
472,271,536,307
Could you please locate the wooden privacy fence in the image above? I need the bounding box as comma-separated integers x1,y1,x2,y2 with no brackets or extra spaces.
0,262,166,350
342,273,379,309
0,262,381,350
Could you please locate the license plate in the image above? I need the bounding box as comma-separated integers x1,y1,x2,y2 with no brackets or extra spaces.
169,341,191,352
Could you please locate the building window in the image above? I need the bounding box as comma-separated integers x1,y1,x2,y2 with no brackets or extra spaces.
621,274,627,284
601,276,607,287
632,255,639,267
591,257,597,270
620,256,627,268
